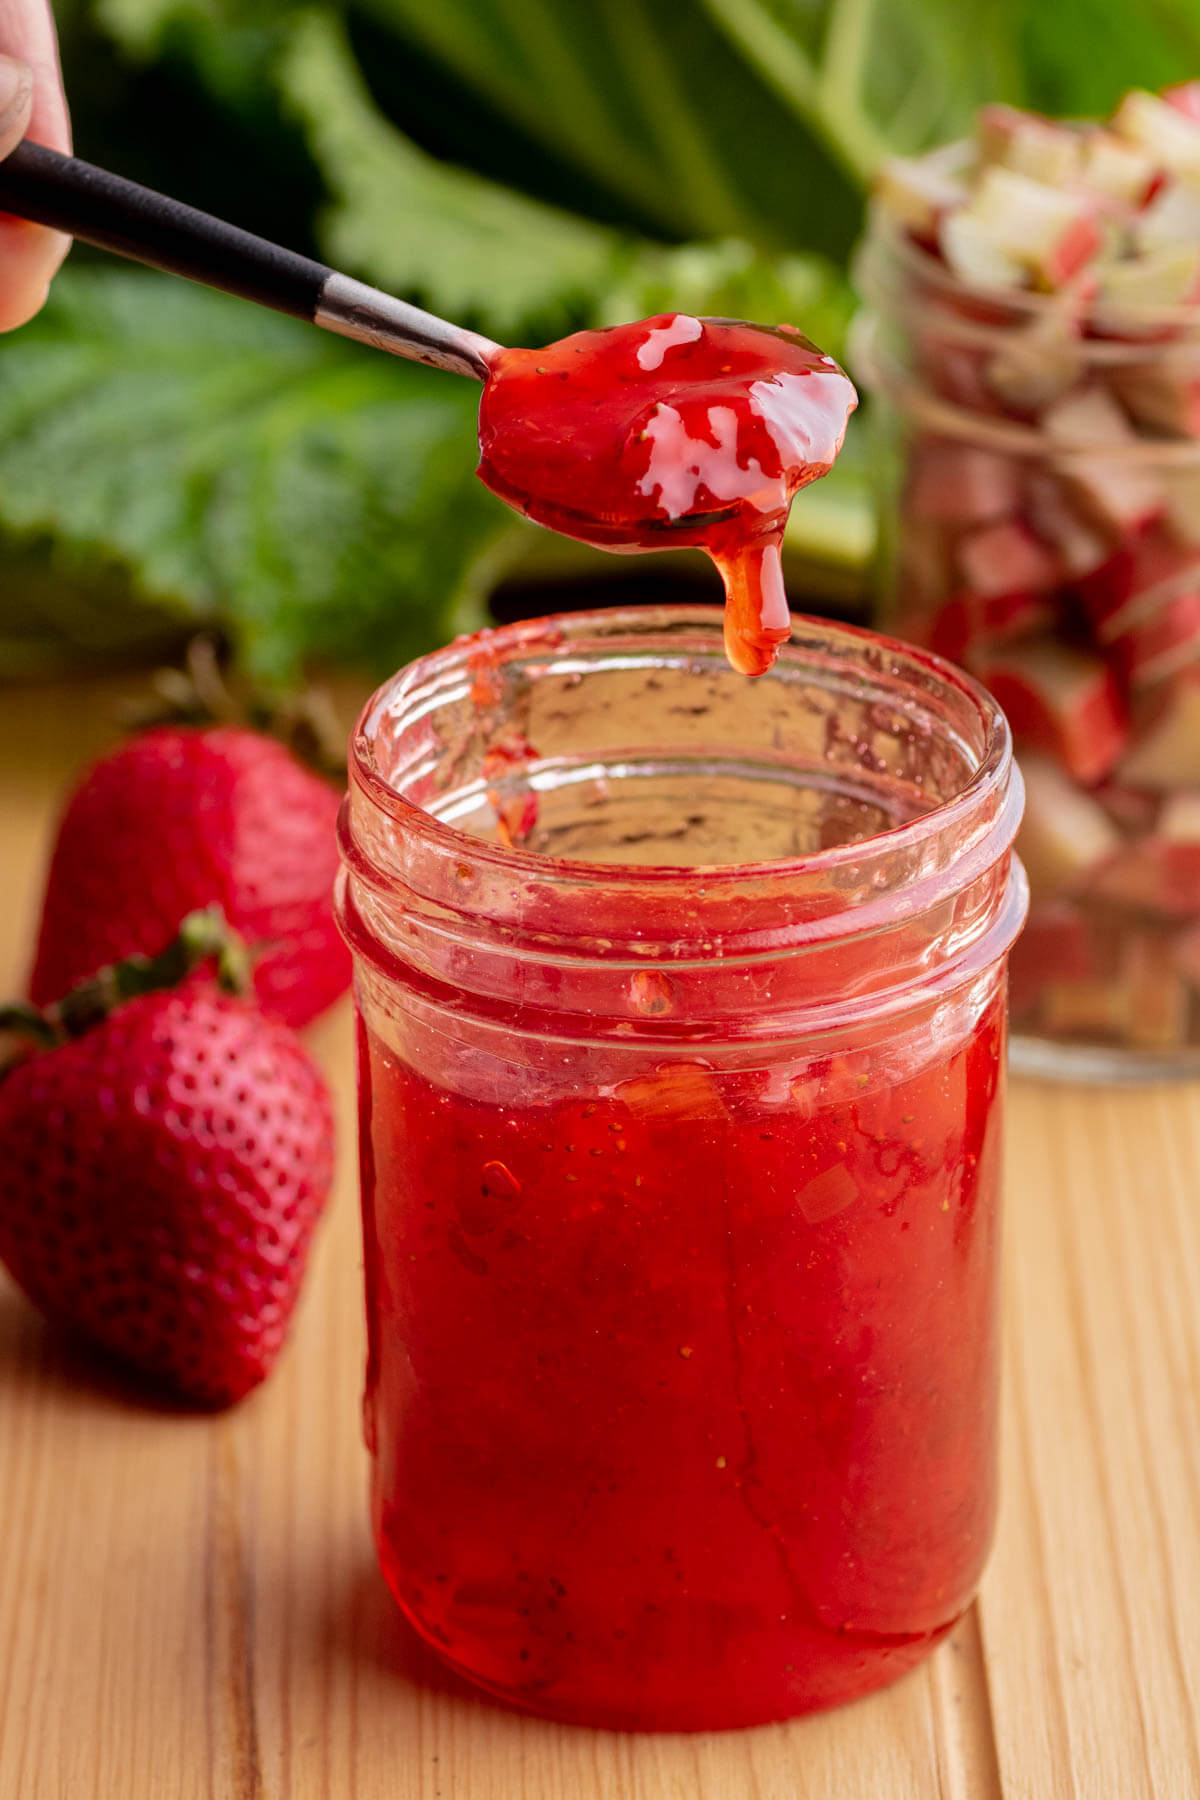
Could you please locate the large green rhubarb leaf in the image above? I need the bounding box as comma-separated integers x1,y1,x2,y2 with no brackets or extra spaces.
276,11,625,344
0,267,532,678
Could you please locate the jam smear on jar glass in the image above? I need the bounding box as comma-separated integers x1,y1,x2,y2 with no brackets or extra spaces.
476,315,857,676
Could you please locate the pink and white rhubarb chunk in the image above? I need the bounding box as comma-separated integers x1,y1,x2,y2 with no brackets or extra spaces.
1079,130,1158,208
1119,671,1200,787
977,104,1084,187
1163,82,1200,124
1077,528,1200,642
1123,933,1190,1048
1108,361,1200,437
984,305,1086,412
903,439,1022,523
976,637,1129,785
1015,755,1121,897
1024,472,1111,579
875,157,967,241
955,518,1062,597
1134,179,1200,257
928,591,1053,666
937,211,1024,291
1092,813,1200,918
1007,900,1098,1018
1042,386,1164,534
1108,589,1200,688
1163,465,1200,547
1096,246,1200,314
1112,89,1200,175
951,166,1101,290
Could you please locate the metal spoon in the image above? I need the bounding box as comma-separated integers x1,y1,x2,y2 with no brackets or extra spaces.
0,140,500,380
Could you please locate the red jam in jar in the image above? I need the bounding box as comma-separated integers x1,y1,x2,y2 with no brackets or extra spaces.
337,607,1026,1730
476,315,857,676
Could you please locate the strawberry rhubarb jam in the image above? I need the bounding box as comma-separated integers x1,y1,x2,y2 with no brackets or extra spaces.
476,316,857,676
337,608,1026,1730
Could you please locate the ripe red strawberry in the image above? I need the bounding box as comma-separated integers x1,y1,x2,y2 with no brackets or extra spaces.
30,724,349,1028
0,919,335,1406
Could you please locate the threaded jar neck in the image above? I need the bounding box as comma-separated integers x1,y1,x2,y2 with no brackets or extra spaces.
338,607,1025,1044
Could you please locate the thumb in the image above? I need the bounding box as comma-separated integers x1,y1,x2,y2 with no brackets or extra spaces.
0,54,34,163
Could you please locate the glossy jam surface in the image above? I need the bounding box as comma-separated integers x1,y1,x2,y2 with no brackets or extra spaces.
476,316,857,675
358,995,1006,1731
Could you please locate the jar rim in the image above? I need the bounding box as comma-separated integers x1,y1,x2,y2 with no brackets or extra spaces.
349,604,1015,896
341,606,1025,1036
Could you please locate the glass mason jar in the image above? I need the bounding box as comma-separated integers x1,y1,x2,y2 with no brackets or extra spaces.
336,605,1026,1731
855,198,1200,1079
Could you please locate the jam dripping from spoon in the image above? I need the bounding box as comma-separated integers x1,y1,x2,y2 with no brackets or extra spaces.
0,153,852,674
475,314,858,677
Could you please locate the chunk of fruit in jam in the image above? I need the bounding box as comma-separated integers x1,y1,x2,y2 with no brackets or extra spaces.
476,314,857,678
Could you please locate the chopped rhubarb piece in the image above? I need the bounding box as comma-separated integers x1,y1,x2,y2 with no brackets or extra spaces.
1015,754,1121,898
1043,383,1138,442
1094,780,1161,834
1123,932,1190,1048
977,104,1084,187
1092,829,1200,918
1134,177,1200,254
1042,386,1164,534
1090,844,1160,913
977,637,1129,784
1079,130,1159,207
1024,472,1112,578
796,1163,860,1225
929,591,1054,666
1007,899,1099,1018
986,348,1077,414
895,525,955,613
938,210,1025,291
956,518,1062,597
875,157,967,241
1096,245,1200,313
1119,670,1200,787
915,334,998,410
1109,589,1200,688
1107,361,1200,436
1163,465,1200,547
615,1061,726,1121
1161,789,1200,840
985,307,1085,413
1077,544,1141,640
1078,528,1200,642
958,167,1101,289
1039,977,1130,1039
903,439,1022,523
1112,90,1200,175
1163,82,1200,125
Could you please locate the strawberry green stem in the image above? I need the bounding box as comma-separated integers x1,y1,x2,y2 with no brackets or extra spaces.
0,1004,59,1048
124,636,345,782
1,907,250,1062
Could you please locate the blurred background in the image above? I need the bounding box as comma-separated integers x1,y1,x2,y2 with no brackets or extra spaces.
4,0,1200,683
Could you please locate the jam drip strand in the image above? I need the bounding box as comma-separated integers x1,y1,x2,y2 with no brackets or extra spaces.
476,314,857,678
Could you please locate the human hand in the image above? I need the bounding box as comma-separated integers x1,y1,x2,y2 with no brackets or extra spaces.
0,0,70,330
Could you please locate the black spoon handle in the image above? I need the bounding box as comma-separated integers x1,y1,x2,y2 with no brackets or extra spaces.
0,140,499,379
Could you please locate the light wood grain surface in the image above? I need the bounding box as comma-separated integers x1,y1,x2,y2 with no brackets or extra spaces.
1,676,1198,1800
